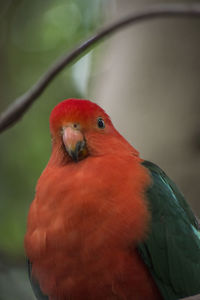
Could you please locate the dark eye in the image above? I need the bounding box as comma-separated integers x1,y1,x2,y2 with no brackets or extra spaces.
97,118,105,129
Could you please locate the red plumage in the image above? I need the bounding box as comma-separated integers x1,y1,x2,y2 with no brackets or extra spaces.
25,99,162,300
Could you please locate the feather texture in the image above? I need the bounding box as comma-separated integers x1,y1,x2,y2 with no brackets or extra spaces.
25,99,200,300
138,161,200,299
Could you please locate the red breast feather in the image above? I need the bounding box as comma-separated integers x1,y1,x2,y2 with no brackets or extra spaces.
25,99,162,300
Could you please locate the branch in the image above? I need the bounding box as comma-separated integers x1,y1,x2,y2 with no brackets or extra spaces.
1,3,200,133
181,296,200,300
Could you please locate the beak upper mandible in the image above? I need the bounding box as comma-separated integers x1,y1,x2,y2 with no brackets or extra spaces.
62,126,87,162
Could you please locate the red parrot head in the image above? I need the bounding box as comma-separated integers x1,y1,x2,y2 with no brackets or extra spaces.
49,98,138,164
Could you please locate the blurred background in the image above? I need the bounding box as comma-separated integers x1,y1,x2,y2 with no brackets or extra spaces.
0,0,200,299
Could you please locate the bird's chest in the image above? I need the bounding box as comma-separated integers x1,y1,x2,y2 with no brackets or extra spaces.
35,161,139,257
27,158,157,299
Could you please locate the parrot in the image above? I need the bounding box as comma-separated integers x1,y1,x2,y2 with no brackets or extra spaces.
24,98,200,300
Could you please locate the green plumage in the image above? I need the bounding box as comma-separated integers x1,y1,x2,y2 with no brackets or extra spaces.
28,160,200,300
139,161,200,300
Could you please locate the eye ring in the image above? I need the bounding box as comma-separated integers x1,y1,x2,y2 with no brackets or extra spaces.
97,117,105,129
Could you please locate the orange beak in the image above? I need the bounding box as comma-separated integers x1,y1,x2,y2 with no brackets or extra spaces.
62,126,88,162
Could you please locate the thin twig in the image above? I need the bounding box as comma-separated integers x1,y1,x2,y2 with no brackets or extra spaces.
181,295,200,300
1,3,200,133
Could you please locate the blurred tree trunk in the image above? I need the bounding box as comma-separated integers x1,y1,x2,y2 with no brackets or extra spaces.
90,0,200,216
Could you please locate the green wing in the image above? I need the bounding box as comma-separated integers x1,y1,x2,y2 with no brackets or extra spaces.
138,161,200,300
